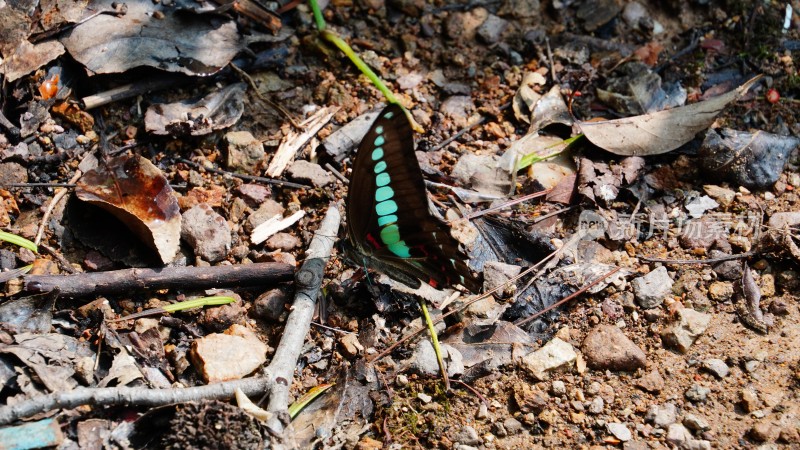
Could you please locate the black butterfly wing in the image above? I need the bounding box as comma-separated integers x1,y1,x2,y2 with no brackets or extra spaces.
346,104,480,293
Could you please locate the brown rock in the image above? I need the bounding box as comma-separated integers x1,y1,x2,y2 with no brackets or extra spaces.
582,325,647,371
635,368,665,393
190,324,268,383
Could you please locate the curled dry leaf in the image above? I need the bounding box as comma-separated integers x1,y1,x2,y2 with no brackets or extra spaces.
737,264,769,333
60,0,241,76
144,83,247,136
529,85,573,133
579,75,761,156
76,154,181,264
512,71,546,124
699,128,800,189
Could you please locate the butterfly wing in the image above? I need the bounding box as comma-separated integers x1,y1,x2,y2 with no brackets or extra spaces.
346,104,480,292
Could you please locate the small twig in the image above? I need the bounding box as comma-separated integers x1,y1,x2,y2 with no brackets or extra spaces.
311,321,353,335
23,262,294,298
1,183,77,188
229,62,301,129
451,379,489,407
638,251,756,264
38,244,76,274
178,158,310,189
545,37,559,84
515,267,622,327
462,189,552,222
324,163,348,184
0,376,274,425
81,76,184,110
265,203,340,432
34,171,82,246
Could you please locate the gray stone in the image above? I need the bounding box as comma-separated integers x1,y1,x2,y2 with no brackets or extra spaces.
503,417,523,435
224,131,265,173
477,14,509,43
685,384,711,402
551,380,567,396
440,96,475,128
251,289,289,322
666,423,692,447
247,199,285,230
181,204,231,263
632,266,673,308
645,403,677,427
453,425,482,446
407,340,464,378
265,232,301,251
286,160,334,187
482,261,522,297
701,358,730,378
607,422,632,442
0,162,28,185
683,413,710,431
588,396,604,414
237,184,271,205
661,308,712,353
635,368,665,393
520,338,577,380
582,325,647,371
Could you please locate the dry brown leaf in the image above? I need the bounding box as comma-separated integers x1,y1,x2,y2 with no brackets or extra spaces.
76,154,181,264
578,75,761,156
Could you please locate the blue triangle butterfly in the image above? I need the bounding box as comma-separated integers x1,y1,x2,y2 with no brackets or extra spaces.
344,104,480,293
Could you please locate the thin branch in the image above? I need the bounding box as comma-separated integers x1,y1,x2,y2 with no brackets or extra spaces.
0,376,274,425
265,203,340,432
23,262,294,298
638,251,755,264
178,158,310,189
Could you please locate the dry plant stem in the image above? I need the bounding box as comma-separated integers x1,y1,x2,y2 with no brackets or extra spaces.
178,158,310,190
34,171,82,246
515,266,622,327
0,376,274,425
462,188,552,221
639,251,755,264
265,203,340,433
228,62,300,129
23,262,294,298
81,77,183,110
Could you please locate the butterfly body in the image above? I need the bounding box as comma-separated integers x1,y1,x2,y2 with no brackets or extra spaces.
344,104,480,293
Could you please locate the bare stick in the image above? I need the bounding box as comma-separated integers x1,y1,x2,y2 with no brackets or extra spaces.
23,262,294,299
178,158,310,190
638,251,755,264
0,376,274,425
34,171,82,246
81,76,184,110
265,203,340,432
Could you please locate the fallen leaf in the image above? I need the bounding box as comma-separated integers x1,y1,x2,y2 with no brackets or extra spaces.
0,40,66,82
76,154,182,264
144,83,247,136
512,71,545,124
529,85,573,133
579,75,761,156
60,0,241,76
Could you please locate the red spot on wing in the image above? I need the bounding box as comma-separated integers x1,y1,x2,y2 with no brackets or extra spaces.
366,233,382,249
